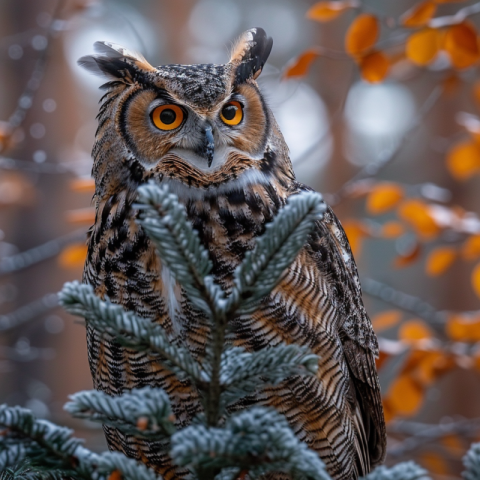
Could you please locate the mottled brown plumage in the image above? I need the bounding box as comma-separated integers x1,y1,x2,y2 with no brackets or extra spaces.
80,28,386,480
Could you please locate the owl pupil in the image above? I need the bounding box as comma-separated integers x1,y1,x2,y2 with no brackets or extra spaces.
222,105,237,121
160,109,176,125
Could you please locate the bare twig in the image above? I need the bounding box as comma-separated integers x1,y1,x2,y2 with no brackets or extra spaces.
0,28,42,49
294,62,358,169
0,293,59,332
7,0,65,130
429,1,480,28
378,336,479,357
388,417,480,457
0,156,72,174
0,229,86,276
327,85,443,206
362,277,447,328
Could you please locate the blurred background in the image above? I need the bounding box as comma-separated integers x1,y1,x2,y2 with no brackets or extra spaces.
1,0,480,478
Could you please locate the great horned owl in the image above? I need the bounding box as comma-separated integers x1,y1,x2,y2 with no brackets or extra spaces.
79,28,386,480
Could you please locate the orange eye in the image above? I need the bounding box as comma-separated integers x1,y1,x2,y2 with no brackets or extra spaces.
220,101,243,126
151,104,184,131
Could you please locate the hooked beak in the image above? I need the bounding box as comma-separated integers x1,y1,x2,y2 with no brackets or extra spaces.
195,124,215,168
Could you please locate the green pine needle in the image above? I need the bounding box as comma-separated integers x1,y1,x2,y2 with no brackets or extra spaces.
226,190,326,315
65,387,176,439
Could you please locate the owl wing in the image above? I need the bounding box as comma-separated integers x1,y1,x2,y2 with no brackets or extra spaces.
297,184,387,473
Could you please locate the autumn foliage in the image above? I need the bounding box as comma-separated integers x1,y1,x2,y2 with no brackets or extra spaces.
283,1,480,476
1,1,480,479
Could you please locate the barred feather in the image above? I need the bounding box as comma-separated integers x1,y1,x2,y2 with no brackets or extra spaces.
81,27,386,480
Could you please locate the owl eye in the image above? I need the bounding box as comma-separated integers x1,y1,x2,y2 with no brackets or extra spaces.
220,101,243,126
151,104,184,131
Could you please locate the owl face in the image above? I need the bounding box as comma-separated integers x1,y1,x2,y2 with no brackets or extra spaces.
119,67,269,171
80,28,294,200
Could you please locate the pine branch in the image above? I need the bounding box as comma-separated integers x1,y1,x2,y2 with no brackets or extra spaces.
0,404,93,478
97,451,163,480
463,442,480,480
0,444,26,472
219,345,318,407
226,191,326,315
136,182,225,318
171,407,331,480
65,387,176,439
0,463,67,480
361,462,431,480
0,405,164,480
59,281,207,384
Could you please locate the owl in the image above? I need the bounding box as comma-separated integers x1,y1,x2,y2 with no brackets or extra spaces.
79,28,386,480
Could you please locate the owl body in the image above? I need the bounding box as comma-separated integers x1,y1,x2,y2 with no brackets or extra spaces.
81,29,386,480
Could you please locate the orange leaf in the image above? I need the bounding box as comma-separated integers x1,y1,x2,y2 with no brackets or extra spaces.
419,452,449,475
446,313,480,342
342,220,370,256
70,177,95,193
393,241,422,268
0,172,36,207
441,434,465,455
381,398,395,423
388,375,423,416
399,319,433,343
366,182,404,215
406,28,441,65
416,350,448,385
0,121,15,155
401,1,437,28
425,246,456,276
283,50,320,79
473,80,480,105
381,221,405,238
136,416,149,431
345,14,379,56
372,310,402,332
461,234,480,260
306,1,352,22
474,351,480,372
359,50,390,83
376,350,390,371
442,72,461,96
471,263,480,298
446,140,480,180
398,199,441,239
66,207,96,224
108,471,122,480
444,22,480,69
58,243,87,269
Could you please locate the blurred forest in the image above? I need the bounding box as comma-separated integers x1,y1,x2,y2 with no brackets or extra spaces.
1,0,480,478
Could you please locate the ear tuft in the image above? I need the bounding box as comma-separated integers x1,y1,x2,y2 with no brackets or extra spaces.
78,41,155,81
230,28,273,84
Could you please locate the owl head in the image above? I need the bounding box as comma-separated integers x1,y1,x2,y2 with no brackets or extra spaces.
79,28,294,201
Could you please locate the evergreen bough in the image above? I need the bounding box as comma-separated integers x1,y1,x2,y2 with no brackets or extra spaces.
0,181,477,479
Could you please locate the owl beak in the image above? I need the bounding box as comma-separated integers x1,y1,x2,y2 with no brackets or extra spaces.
195,124,215,168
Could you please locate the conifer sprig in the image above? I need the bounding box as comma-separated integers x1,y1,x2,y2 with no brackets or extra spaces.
65,387,176,439
360,462,431,480
59,282,206,384
171,407,331,480
136,182,224,318
226,191,327,315
463,442,480,480
4,181,479,480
